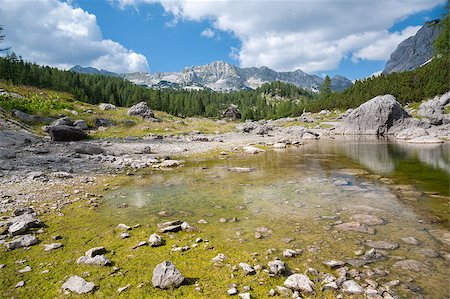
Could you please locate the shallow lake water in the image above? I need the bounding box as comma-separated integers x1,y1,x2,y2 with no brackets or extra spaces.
102,137,449,298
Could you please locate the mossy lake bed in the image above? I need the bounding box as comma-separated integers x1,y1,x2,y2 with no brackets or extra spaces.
1,138,449,298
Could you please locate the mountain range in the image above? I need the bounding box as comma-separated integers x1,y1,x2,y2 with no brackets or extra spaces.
70,61,352,92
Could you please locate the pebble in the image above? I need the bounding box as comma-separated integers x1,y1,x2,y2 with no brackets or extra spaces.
227,287,238,295
44,243,63,251
16,281,25,288
117,284,131,293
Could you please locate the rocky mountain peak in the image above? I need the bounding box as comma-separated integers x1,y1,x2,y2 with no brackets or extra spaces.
383,19,442,74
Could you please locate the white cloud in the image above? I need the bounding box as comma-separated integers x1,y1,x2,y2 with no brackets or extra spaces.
0,0,149,73
201,28,215,39
112,0,444,73
352,26,421,62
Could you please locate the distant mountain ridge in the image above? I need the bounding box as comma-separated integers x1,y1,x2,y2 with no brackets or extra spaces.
383,19,442,74
70,65,121,77
70,61,352,92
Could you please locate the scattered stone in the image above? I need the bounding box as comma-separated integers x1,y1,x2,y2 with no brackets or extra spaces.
85,247,107,258
158,220,182,233
120,232,130,239
148,233,164,247
212,253,227,264
239,262,255,275
366,240,399,250
268,288,276,296
152,261,185,289
347,249,386,267
44,243,63,251
77,255,111,266
283,249,298,258
132,241,148,249
227,287,238,295
428,229,450,246
323,260,345,269
99,103,117,110
18,266,32,273
323,282,338,290
5,234,38,250
160,160,181,168
117,223,131,231
243,145,265,154
268,260,286,275
197,219,208,224
284,274,314,294
181,221,195,232
239,293,251,299
62,275,95,294
341,280,364,294
117,284,131,293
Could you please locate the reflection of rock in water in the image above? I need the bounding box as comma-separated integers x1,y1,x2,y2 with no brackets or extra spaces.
333,137,395,174
394,143,450,174
325,136,450,175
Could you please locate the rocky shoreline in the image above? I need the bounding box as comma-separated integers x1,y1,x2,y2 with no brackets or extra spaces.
0,93,449,298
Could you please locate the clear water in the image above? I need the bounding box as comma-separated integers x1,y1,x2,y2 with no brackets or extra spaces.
102,137,450,298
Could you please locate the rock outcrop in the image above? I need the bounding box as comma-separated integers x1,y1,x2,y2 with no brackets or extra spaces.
383,20,441,74
334,95,410,136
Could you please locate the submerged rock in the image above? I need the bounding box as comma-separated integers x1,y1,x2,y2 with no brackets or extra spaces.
366,240,399,250
152,261,185,289
349,214,385,226
428,229,450,246
346,248,385,267
74,144,104,155
228,167,255,173
335,222,375,234
393,259,431,273
62,275,94,294
401,237,421,245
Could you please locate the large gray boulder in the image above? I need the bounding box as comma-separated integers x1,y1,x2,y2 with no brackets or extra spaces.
127,102,154,119
334,95,410,136
152,261,185,289
49,125,87,141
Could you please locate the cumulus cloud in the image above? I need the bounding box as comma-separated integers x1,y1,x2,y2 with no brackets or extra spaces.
0,0,149,73
112,0,443,73
201,28,215,39
352,26,421,62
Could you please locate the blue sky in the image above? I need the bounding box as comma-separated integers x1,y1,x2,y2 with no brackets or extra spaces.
0,0,446,80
